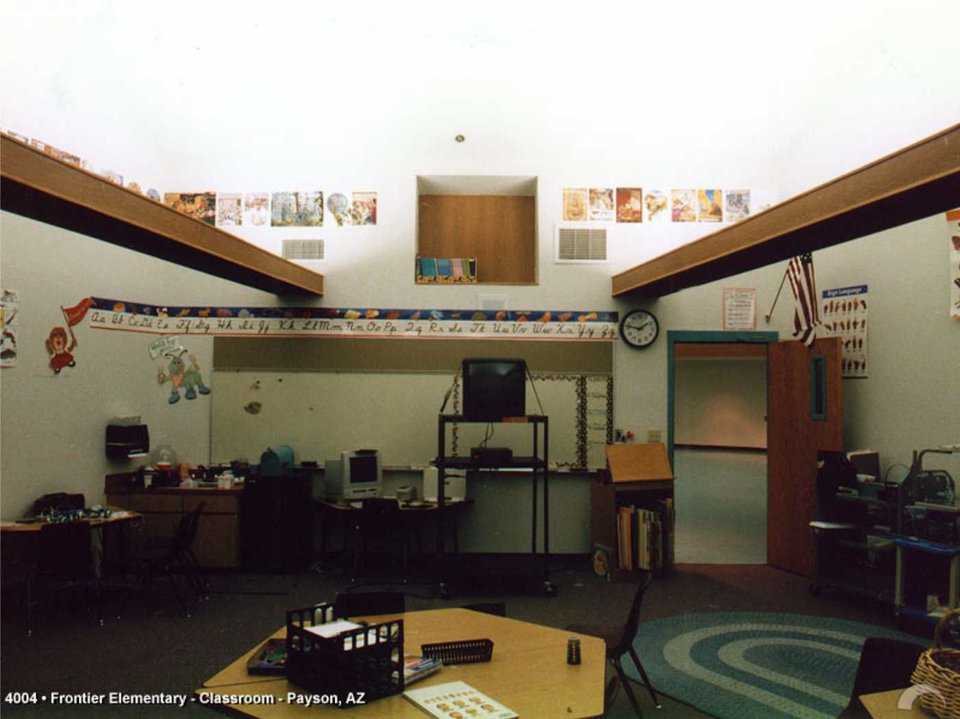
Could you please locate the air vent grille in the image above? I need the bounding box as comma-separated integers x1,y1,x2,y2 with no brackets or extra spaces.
556,227,607,262
282,239,324,260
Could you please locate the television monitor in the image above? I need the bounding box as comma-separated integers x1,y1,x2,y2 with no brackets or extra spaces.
461,358,527,421
322,449,382,500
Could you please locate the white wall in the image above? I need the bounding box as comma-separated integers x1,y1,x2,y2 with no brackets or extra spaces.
614,212,960,480
0,211,276,518
1,2,958,310
675,358,766,449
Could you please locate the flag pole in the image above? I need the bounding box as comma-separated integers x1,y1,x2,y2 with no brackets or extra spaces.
764,268,789,323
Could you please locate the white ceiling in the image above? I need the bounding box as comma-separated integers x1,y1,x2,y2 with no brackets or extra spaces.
1,1,958,201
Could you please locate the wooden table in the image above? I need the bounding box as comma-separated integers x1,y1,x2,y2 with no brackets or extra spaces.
860,689,932,718
196,608,605,717
0,509,140,532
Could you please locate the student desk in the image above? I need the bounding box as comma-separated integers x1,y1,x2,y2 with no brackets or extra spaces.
196,608,605,717
859,689,929,718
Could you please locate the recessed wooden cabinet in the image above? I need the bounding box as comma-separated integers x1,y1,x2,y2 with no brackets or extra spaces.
416,176,538,285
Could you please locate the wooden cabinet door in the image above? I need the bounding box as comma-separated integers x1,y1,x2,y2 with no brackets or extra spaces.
767,337,843,577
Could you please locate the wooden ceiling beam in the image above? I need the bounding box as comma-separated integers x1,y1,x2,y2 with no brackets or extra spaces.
612,124,960,298
1,135,324,297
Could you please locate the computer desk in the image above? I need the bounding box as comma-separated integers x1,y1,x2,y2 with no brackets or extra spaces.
196,607,605,717
316,498,472,559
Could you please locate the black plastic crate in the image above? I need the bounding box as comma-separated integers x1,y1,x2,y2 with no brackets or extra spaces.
286,603,404,703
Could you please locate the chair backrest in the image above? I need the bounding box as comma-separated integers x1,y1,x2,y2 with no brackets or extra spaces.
173,502,205,552
616,572,653,653
38,522,94,580
32,492,85,516
845,637,924,713
334,591,405,619
463,602,507,617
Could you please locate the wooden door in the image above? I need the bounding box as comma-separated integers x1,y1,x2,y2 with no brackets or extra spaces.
767,337,843,576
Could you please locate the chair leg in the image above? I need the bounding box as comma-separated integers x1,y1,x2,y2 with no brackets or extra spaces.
614,658,643,718
628,646,661,709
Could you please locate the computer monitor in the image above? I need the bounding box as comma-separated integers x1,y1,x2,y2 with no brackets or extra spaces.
461,358,527,421
322,449,382,500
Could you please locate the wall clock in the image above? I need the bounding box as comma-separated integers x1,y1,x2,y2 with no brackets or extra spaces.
619,309,659,349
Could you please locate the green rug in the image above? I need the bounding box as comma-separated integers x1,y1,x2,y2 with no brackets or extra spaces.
622,612,924,719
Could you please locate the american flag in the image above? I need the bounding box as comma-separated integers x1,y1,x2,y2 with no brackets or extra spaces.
786,253,820,346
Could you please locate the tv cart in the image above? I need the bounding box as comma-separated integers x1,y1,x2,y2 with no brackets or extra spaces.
435,414,555,598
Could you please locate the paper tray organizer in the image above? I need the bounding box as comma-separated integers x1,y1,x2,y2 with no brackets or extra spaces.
421,638,494,665
285,603,405,701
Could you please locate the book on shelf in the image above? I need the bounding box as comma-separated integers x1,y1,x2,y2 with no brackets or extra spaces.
404,655,442,686
404,680,517,719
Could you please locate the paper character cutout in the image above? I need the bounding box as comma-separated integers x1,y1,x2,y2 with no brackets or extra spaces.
158,353,211,404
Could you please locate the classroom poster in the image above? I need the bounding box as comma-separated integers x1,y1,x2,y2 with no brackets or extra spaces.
80,298,619,342
615,188,644,223
1,289,19,368
588,188,615,221
822,285,868,378
697,189,723,222
216,193,243,227
725,189,750,222
243,193,270,226
164,192,216,225
722,287,757,330
351,191,377,225
271,191,323,226
671,189,697,222
562,188,588,221
948,208,960,319
644,190,668,222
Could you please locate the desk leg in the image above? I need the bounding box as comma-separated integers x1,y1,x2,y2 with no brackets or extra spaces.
894,546,904,611
950,555,959,609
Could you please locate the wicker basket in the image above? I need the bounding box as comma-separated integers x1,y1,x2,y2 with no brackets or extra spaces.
911,609,960,719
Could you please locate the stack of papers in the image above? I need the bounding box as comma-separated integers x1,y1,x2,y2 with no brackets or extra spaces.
404,681,517,719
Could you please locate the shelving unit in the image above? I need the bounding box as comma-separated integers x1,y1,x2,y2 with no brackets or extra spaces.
435,414,554,597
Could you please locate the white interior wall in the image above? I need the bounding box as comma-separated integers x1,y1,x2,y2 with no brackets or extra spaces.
0,211,275,518
615,212,960,480
675,358,766,449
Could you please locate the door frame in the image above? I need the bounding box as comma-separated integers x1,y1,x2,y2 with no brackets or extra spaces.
666,330,779,468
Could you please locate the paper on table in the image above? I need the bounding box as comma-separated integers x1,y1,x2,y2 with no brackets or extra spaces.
304,619,361,639
404,680,517,719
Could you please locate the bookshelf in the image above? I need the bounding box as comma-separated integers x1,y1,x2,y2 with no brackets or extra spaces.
591,444,675,578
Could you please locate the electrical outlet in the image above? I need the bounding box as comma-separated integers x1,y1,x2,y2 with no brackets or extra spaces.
647,429,662,443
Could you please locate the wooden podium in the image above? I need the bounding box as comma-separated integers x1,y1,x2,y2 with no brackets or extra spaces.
591,443,675,579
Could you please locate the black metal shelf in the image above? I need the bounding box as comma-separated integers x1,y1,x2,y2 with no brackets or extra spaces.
435,414,554,597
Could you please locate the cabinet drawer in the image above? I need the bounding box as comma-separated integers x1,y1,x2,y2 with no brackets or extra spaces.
130,494,182,513
193,514,240,567
184,495,238,514
106,493,136,511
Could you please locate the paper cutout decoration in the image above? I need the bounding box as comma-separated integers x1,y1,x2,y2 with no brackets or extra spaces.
616,188,644,223
157,352,211,404
46,298,92,374
1,289,19,368
351,192,377,225
327,193,352,226
271,191,323,226
147,335,186,361
563,188,588,221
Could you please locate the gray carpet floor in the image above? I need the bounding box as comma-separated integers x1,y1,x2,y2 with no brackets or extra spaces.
0,561,904,718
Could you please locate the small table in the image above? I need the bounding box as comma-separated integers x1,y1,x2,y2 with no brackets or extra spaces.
860,689,931,718
196,608,605,717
